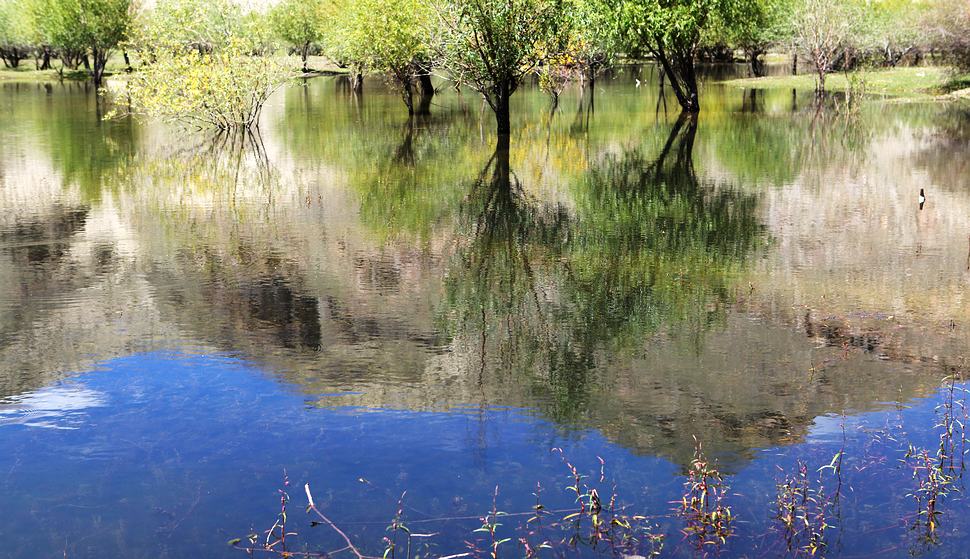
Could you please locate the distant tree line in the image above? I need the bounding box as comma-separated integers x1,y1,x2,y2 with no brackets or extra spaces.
1,0,968,130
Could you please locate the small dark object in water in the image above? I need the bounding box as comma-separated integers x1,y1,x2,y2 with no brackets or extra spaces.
919,188,926,210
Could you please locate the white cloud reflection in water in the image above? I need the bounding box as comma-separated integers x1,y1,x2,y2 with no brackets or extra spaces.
0,384,106,429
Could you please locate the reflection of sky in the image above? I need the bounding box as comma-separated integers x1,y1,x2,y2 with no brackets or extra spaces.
0,351,965,558
0,384,106,429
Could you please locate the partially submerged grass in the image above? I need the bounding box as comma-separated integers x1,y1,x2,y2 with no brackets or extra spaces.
233,376,970,558
721,66,970,100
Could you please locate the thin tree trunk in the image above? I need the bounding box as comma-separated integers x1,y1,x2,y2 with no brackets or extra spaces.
301,41,309,73
403,80,414,115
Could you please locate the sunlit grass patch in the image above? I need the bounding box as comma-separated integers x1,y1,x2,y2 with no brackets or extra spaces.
722,66,970,100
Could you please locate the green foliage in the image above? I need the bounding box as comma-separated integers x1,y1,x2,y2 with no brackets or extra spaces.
720,0,791,74
325,0,433,110
618,0,729,110
39,0,131,84
863,0,926,66
0,0,35,68
125,38,292,129
129,0,242,54
561,0,619,78
435,0,566,131
535,0,619,100
269,0,325,70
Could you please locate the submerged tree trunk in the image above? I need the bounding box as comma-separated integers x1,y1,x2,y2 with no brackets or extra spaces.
494,81,512,136
748,49,766,77
418,73,434,97
351,70,363,93
91,47,109,89
654,45,700,114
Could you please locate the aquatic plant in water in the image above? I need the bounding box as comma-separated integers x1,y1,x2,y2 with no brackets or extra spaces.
676,437,734,552
774,461,834,557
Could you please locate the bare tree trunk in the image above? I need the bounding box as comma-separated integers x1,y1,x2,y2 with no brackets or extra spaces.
403,79,414,115
92,47,109,89
748,48,766,77
495,81,511,136
351,70,363,93
301,41,309,73
418,72,434,98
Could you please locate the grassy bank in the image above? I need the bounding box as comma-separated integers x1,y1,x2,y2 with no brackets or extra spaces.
722,66,970,100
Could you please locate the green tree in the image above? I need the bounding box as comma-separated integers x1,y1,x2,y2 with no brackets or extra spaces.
618,0,725,113
326,0,435,113
0,0,34,68
435,0,565,134
722,0,791,76
563,0,619,85
125,37,291,129
269,0,325,72
865,0,925,67
44,0,132,87
129,0,241,56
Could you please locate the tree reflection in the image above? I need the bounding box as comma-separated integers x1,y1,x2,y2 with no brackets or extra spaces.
444,116,766,422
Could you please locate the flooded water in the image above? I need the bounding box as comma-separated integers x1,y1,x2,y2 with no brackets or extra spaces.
1,67,970,558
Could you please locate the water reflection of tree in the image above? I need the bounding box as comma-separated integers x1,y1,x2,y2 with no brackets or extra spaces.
0,82,139,201
444,116,766,422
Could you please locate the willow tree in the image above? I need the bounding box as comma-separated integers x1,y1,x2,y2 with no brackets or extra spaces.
326,0,435,113
722,0,790,76
0,0,34,68
44,0,131,87
562,0,620,86
619,0,725,113
126,38,291,129
125,0,291,130
129,0,243,56
269,0,325,72
435,0,565,135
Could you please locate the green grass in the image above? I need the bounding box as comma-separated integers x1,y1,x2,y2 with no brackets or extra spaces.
721,66,970,100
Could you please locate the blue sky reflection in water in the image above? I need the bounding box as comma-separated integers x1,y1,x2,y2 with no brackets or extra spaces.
0,352,966,558
2,66,970,557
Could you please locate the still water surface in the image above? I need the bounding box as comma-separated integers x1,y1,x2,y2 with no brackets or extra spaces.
1,67,970,557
